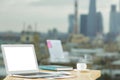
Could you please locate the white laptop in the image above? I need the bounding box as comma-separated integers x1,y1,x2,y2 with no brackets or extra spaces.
1,44,58,78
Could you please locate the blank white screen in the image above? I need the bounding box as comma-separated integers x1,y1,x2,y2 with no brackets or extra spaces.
3,46,38,71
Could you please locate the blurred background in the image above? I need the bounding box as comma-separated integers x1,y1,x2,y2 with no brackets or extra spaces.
0,0,120,80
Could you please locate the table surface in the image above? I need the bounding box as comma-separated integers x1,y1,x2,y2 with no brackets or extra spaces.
4,70,101,80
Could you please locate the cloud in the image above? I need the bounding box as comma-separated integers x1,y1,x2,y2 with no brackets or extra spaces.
29,0,73,6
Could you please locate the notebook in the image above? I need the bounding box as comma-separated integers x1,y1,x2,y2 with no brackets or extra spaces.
46,40,70,63
39,65,73,71
1,44,60,78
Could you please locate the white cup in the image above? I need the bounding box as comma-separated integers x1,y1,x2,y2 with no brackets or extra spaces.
77,63,87,71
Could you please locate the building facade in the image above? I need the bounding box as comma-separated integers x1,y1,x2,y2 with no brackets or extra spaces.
68,14,74,34
86,0,103,38
110,5,120,36
87,0,97,38
96,12,103,34
80,14,88,36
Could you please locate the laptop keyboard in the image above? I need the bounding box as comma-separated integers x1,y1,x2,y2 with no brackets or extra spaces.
13,72,71,78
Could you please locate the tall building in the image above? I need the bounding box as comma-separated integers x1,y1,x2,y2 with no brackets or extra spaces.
87,0,97,38
87,0,103,38
96,12,103,34
110,5,120,35
80,14,88,36
68,14,74,34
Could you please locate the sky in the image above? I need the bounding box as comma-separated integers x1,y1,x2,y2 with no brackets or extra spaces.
0,0,119,33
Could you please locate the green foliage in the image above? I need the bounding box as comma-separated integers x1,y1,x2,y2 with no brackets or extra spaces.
0,77,4,80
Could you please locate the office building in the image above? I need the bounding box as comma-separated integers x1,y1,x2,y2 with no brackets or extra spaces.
110,5,120,35
96,12,103,34
68,14,74,34
87,0,103,38
80,13,103,37
87,0,97,38
80,14,88,36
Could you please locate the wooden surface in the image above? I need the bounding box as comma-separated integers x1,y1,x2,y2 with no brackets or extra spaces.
4,70,101,80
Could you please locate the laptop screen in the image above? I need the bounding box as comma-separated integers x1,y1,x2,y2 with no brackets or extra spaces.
1,44,38,74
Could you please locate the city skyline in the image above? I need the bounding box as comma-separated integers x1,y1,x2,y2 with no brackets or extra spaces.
0,0,119,33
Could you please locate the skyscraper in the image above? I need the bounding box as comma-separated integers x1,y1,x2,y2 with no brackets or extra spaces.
80,14,88,36
110,5,120,35
86,0,103,38
96,12,103,34
87,0,97,38
68,14,74,33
